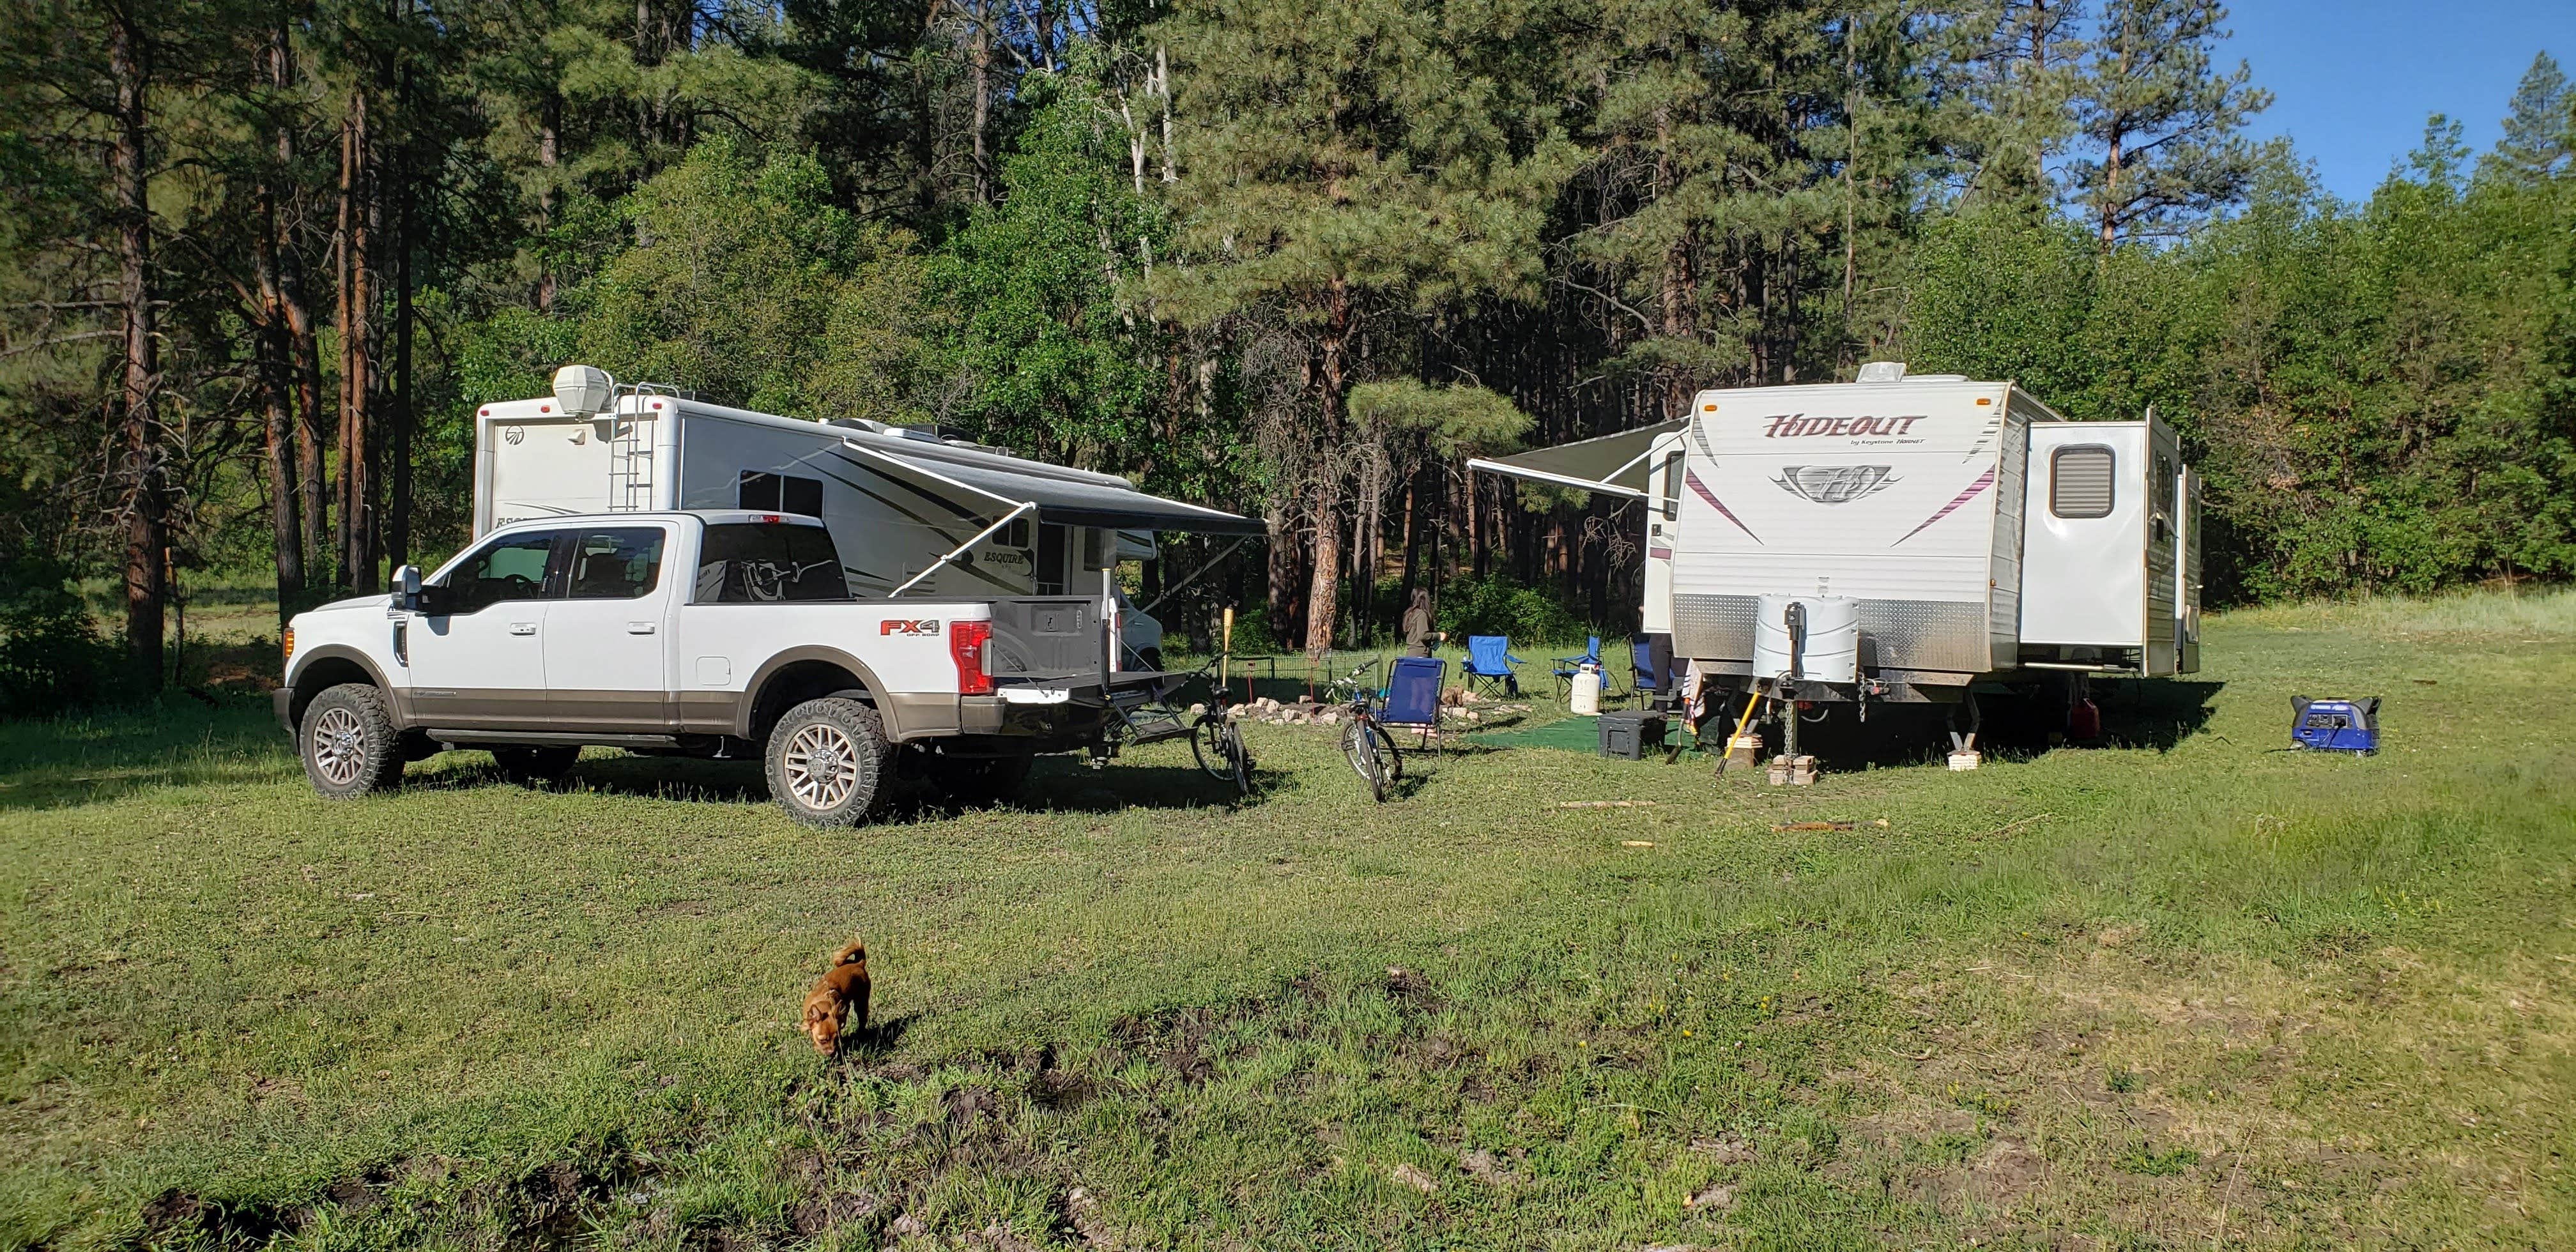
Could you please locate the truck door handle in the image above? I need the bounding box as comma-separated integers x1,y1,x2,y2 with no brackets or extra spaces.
510,622,538,636
627,622,656,634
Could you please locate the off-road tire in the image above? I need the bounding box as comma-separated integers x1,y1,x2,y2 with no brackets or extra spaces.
299,683,407,798
765,698,890,827
493,745,581,787
921,750,1036,805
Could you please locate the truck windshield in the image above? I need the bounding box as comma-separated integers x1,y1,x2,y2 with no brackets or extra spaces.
695,523,850,602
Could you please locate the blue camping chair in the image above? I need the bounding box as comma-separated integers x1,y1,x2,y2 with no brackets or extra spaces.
1380,655,1448,751
1552,636,1604,697
1463,635,1527,697
1631,636,1682,708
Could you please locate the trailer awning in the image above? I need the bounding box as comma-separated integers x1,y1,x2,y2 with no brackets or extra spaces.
1466,419,1686,499
843,440,1265,535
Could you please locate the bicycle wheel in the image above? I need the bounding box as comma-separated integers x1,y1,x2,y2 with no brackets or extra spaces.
1218,719,1253,796
1341,717,1388,802
1191,714,1239,782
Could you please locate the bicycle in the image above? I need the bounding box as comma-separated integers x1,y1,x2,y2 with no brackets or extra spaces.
1179,657,1254,797
1325,660,1402,802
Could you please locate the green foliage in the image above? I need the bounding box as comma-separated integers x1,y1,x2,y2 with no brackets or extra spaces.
0,560,119,717
1347,381,1533,457
1903,148,2576,600
566,139,939,422
1436,574,1583,643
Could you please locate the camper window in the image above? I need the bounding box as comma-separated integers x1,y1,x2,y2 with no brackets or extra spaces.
737,471,824,518
567,527,666,599
2050,446,2117,519
694,523,850,603
1660,452,1682,520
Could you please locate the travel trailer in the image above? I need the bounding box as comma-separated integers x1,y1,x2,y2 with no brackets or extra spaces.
1471,364,2202,736
473,367,1264,661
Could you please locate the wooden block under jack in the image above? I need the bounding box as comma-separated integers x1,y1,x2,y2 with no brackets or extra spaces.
1947,750,1982,771
1726,735,1761,770
1767,754,1818,786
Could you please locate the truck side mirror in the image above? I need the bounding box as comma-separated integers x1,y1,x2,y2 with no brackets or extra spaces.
394,564,424,613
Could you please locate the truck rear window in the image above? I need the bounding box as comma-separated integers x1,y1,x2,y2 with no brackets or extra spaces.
695,524,850,602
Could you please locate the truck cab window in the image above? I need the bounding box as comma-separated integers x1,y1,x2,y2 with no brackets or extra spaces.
696,523,850,602
441,531,564,614
567,528,666,599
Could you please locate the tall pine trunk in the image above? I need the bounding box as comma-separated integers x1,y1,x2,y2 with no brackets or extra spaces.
1301,279,1353,657
336,87,375,592
256,183,304,629
111,9,165,687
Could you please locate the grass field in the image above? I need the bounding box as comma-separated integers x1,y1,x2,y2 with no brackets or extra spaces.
5,591,2575,1249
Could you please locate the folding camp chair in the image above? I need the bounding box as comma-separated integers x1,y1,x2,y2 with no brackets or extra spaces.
1551,636,1604,698
1631,635,1682,710
1378,655,1448,751
1462,635,1526,697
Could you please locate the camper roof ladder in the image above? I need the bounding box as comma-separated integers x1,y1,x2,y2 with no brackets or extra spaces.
606,405,654,512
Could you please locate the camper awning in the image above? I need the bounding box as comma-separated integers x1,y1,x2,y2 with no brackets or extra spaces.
1466,419,1685,499
844,440,1265,535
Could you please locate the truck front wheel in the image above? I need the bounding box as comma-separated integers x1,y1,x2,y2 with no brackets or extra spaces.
299,682,407,798
765,698,890,827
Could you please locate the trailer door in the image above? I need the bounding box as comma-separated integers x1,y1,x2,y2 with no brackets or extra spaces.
2177,468,2202,674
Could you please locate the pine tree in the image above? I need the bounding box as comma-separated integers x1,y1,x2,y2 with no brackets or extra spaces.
2485,51,2572,183
2065,0,2270,247
1154,0,1571,655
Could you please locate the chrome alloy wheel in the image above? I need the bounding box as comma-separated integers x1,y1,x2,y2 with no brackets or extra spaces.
309,706,367,786
783,721,862,809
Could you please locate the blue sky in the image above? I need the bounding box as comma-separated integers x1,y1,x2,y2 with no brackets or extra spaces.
2222,0,2575,201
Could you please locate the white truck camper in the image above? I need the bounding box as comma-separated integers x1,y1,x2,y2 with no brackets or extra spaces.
274,367,1263,825
1471,363,2202,747
473,367,1256,663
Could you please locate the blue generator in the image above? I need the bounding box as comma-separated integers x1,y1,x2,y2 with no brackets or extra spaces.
2291,696,2380,754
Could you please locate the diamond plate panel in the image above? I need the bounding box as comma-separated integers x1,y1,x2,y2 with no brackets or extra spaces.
1673,593,1758,660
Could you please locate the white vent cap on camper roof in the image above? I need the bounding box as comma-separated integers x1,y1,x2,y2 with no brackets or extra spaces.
551,365,617,416
1856,361,1906,383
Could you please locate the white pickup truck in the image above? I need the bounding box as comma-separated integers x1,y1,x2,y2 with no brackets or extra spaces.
275,510,1154,825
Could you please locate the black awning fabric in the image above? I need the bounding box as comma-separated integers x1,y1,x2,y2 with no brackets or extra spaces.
856,443,1266,535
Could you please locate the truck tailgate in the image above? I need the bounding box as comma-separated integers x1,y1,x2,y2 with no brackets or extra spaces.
988,597,1107,681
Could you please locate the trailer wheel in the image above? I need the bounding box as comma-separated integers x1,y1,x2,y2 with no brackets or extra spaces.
765,698,890,827
299,683,407,798
493,745,581,787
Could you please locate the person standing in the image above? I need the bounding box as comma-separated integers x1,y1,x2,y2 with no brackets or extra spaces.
1400,587,1443,658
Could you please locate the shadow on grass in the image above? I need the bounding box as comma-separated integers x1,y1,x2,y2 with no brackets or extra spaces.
410,751,1283,816
1736,678,2227,770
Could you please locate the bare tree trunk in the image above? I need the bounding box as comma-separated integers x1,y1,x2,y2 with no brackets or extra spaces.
1302,279,1353,657
256,172,305,629
1654,107,1696,418
390,142,414,573
970,0,992,203
337,87,376,592
537,93,559,310
110,8,165,687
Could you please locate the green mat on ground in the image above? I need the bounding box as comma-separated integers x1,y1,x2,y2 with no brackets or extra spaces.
1469,714,1698,753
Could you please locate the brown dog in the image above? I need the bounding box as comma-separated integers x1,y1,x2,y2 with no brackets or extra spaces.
801,940,871,1055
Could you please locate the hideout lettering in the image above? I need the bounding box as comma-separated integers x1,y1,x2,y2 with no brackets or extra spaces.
1761,413,1926,438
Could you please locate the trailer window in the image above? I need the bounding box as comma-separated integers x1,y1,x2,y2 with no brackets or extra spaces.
2051,445,2117,519
695,523,849,602
1660,452,1682,521
737,471,824,518
566,527,666,599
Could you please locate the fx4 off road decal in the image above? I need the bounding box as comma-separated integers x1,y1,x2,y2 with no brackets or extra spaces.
880,619,943,636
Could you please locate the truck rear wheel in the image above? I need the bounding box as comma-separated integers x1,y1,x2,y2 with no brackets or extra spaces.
765,698,890,827
299,683,406,798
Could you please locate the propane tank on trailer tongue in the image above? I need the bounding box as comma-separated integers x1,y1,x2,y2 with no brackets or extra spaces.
1755,595,1858,684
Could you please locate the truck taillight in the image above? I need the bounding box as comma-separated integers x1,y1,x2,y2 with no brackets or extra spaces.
950,620,992,695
